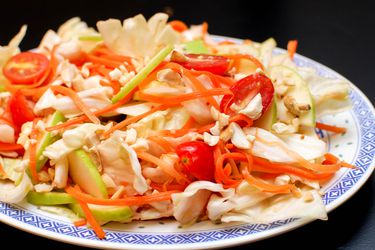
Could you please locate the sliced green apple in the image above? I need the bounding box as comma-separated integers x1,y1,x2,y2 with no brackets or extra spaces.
69,203,133,224
36,111,66,171
67,149,108,199
253,96,277,130
183,39,209,54
27,191,75,205
268,65,315,127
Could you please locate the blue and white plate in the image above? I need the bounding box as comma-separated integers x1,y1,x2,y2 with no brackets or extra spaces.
1,36,374,249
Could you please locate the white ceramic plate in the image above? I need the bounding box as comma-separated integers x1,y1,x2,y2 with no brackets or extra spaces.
1,35,374,249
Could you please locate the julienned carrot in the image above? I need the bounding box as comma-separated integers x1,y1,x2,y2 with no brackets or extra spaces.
150,182,187,192
202,22,208,36
287,40,298,59
147,136,174,153
49,85,100,125
166,63,221,109
29,119,39,183
254,134,343,173
181,117,196,130
85,53,121,68
252,157,334,180
189,70,235,87
73,219,87,227
229,114,253,127
168,20,188,33
137,151,189,184
65,185,179,206
46,90,134,132
73,186,105,239
316,122,347,134
225,54,265,71
0,164,6,176
0,142,24,151
102,104,174,137
137,88,232,105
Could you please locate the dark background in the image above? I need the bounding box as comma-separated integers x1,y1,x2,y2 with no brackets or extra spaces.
0,0,374,249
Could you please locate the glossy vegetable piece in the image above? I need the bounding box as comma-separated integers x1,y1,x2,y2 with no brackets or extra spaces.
220,73,274,118
3,52,49,85
171,51,229,75
176,141,215,181
8,90,35,128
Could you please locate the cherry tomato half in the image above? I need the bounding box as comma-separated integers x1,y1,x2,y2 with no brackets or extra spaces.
3,52,49,85
220,73,274,117
171,52,230,75
176,141,215,181
8,90,35,128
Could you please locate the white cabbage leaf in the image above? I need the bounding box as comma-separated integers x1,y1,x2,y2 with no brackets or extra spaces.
298,67,351,117
97,13,179,57
244,127,326,162
220,188,327,223
97,131,148,194
0,173,32,203
43,123,105,164
171,181,234,224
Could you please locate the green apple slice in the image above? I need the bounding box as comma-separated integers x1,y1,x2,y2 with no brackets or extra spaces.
183,39,209,54
253,96,277,130
67,149,108,199
36,111,66,171
69,203,133,224
269,65,315,127
27,191,75,205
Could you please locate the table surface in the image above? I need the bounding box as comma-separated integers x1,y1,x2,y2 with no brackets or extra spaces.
0,0,374,249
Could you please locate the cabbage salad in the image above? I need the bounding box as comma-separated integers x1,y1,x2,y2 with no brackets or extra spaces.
0,13,353,239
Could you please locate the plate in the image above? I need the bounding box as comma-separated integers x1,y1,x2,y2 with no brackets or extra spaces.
1,35,374,249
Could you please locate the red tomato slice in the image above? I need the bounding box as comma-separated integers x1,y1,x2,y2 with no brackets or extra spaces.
220,73,274,118
8,90,35,128
3,52,49,85
176,141,215,181
171,53,230,75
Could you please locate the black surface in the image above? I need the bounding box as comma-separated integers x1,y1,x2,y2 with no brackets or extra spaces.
1,0,374,249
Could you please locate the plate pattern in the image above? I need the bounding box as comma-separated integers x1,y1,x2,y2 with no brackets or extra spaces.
0,45,374,248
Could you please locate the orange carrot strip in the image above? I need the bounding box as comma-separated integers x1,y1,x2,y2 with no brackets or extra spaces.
46,91,134,132
229,114,253,127
148,136,174,153
253,156,334,181
181,117,196,130
137,88,231,106
218,40,236,45
0,164,6,176
168,20,188,33
150,182,187,192
65,185,179,206
316,122,347,134
49,85,100,124
287,40,298,59
73,219,87,227
85,53,121,68
102,104,174,137
166,62,222,109
29,119,39,183
73,186,105,239
225,54,265,71
137,151,189,184
202,22,208,36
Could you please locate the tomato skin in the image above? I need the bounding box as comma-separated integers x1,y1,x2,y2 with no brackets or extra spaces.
173,53,229,75
220,73,274,117
176,141,215,181
3,52,49,85
8,91,35,128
